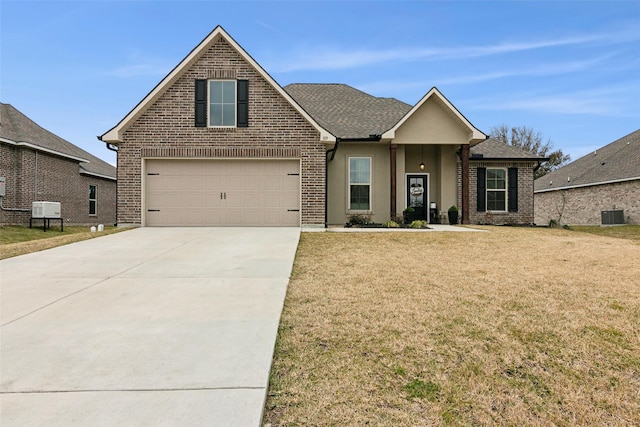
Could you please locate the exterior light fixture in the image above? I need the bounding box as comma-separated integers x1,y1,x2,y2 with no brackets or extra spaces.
419,145,425,171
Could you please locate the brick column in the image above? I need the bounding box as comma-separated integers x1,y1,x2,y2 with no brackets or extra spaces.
390,144,397,218
461,144,470,224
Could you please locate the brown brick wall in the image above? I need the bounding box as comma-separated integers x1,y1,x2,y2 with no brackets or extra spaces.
458,160,537,225
534,180,640,225
118,37,325,226
0,143,116,226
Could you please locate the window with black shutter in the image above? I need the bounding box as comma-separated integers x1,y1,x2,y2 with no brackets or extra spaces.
477,167,486,212
237,80,249,128
194,79,248,128
194,79,207,127
508,167,518,212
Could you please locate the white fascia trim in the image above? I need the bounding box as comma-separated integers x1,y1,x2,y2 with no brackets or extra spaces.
101,26,335,144
534,176,640,193
1,137,90,163
382,87,486,142
79,169,117,181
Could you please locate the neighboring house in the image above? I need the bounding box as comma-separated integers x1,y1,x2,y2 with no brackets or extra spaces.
100,26,544,227
534,130,640,226
0,103,116,226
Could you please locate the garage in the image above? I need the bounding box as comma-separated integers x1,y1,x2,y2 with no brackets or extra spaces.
144,159,300,226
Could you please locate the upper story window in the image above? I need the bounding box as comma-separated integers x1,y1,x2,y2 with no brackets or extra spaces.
348,157,371,211
195,79,248,128
209,80,236,127
486,168,506,211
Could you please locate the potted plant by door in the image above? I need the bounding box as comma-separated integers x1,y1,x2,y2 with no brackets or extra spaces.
448,205,459,225
403,206,416,224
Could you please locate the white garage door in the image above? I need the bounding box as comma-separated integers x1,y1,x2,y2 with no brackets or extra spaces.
145,159,300,226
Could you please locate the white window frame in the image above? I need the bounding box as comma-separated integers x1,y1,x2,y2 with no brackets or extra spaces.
89,184,97,216
348,157,372,212
486,167,507,212
208,79,236,128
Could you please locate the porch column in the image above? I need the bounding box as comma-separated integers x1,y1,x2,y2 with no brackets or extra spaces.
461,143,470,224
390,144,397,218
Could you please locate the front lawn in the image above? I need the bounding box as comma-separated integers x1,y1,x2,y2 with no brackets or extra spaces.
0,225,127,259
264,227,640,425
568,224,640,241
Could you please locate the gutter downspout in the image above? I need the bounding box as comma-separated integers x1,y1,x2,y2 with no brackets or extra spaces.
325,138,341,227
532,159,547,226
100,136,119,226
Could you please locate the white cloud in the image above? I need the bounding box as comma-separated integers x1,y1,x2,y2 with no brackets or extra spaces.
107,63,171,78
105,49,172,78
465,83,640,116
267,28,639,73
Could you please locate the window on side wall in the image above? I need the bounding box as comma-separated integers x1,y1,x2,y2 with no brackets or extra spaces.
348,157,371,211
89,185,97,216
486,168,506,211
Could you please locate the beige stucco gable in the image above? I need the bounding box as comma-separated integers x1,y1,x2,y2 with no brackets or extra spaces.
382,87,486,145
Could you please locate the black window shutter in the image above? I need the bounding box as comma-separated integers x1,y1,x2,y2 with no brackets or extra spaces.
508,167,518,212
194,79,207,127
477,167,486,212
237,80,249,128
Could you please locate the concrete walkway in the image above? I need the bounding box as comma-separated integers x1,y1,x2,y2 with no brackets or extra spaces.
305,224,485,232
1,227,300,426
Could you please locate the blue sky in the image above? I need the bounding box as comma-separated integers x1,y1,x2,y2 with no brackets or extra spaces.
2,1,639,167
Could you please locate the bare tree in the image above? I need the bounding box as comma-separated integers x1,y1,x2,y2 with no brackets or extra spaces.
490,125,570,178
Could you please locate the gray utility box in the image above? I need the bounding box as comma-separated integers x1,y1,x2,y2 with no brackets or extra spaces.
601,210,625,225
32,201,61,218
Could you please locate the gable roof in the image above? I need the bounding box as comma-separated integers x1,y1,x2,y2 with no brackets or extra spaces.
100,26,334,144
382,87,486,143
534,129,640,192
0,103,116,180
284,83,411,139
471,138,545,160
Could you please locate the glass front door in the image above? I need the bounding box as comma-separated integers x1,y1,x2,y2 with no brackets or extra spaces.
406,175,428,221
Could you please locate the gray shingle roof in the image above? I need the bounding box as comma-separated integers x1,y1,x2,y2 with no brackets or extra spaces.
284,83,412,139
0,103,116,179
534,129,640,192
471,138,543,159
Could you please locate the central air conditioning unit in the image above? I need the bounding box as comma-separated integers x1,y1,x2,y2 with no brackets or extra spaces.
32,201,61,218
601,209,625,225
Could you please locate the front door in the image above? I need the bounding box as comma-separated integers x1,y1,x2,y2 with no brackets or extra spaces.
406,174,428,221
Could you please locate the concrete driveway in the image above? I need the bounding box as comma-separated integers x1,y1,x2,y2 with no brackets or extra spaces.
0,227,300,426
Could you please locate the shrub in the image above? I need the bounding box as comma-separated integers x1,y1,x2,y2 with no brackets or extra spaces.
383,220,400,228
409,220,428,229
346,213,371,226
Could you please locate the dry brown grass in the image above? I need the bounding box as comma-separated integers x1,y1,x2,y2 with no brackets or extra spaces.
0,226,128,260
264,227,640,426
